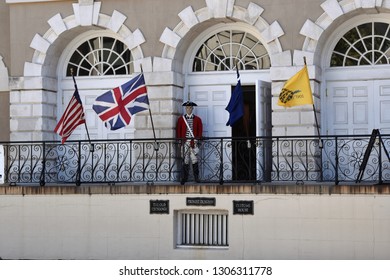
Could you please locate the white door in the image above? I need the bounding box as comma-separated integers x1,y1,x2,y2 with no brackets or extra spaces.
58,78,138,183
256,80,272,181
256,80,272,137
189,85,231,138
189,85,231,182
326,81,373,135
59,78,136,142
374,80,390,134
326,80,390,135
325,79,390,182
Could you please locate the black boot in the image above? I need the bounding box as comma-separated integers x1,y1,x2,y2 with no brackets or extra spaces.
193,163,200,183
181,164,189,185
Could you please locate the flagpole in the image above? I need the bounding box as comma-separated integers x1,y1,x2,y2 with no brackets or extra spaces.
140,65,158,151
303,57,323,149
70,68,94,151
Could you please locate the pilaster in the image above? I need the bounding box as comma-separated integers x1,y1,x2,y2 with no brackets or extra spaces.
9,77,57,141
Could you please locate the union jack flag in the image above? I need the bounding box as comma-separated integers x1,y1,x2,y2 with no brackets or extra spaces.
93,74,149,130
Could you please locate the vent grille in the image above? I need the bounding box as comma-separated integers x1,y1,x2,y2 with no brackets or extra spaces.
178,212,228,247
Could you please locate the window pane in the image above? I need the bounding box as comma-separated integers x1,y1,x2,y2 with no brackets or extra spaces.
330,53,344,66
346,47,360,60
334,38,350,53
358,23,372,37
374,22,388,36
345,57,358,66
344,28,360,44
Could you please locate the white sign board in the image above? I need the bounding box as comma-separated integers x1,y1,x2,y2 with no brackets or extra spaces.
0,145,4,184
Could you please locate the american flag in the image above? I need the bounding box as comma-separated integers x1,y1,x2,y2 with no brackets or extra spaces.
54,88,86,144
92,73,149,130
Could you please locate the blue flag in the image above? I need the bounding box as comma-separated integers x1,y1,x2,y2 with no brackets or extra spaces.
225,68,244,126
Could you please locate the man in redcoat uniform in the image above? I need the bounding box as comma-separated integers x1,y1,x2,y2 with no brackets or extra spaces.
176,101,203,184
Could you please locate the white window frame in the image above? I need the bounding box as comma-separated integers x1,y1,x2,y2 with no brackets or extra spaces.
322,14,390,69
183,22,270,74
192,29,270,72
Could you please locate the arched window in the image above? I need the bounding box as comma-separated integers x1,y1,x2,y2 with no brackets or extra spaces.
66,36,133,76
330,22,390,67
192,30,270,71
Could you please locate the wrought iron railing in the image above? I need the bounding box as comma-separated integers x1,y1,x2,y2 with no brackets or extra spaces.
1,134,390,186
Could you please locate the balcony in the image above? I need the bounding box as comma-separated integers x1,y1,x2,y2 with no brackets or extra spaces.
1,133,390,188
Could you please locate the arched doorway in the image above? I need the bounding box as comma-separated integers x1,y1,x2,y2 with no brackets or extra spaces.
57,30,139,141
183,24,272,181
322,16,390,135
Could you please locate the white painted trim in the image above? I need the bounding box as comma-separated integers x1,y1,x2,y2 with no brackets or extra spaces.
185,71,271,87
57,29,133,78
321,14,390,69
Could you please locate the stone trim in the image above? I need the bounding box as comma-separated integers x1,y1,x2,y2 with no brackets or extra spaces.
160,0,286,67
24,1,146,77
300,0,390,54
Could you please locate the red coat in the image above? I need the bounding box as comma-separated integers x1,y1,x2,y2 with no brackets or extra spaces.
176,115,203,144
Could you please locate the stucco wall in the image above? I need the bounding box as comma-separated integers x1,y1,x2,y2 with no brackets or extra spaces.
5,0,326,76
0,0,10,140
0,193,389,260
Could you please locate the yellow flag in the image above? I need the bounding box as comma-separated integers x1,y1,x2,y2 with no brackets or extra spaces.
278,65,313,107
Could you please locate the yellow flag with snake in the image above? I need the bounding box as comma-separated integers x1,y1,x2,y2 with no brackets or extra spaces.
278,65,313,107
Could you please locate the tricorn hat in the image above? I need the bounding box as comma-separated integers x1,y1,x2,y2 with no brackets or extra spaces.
182,100,198,106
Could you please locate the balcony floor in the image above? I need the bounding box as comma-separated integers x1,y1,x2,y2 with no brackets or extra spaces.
1,183,390,195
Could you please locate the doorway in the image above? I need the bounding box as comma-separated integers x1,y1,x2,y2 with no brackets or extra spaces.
190,81,272,183
231,85,257,181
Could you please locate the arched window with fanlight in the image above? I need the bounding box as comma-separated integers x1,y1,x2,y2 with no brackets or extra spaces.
60,33,139,141
66,36,134,76
192,30,271,71
330,22,390,67
324,19,390,135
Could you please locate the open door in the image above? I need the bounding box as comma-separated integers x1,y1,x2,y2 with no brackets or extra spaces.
189,81,271,183
230,81,272,182
256,80,272,182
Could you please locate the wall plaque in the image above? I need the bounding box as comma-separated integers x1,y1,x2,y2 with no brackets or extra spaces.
186,197,216,206
233,200,254,215
150,200,169,214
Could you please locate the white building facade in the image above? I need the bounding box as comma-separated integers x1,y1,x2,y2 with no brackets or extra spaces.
3,0,390,142
1,0,390,260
